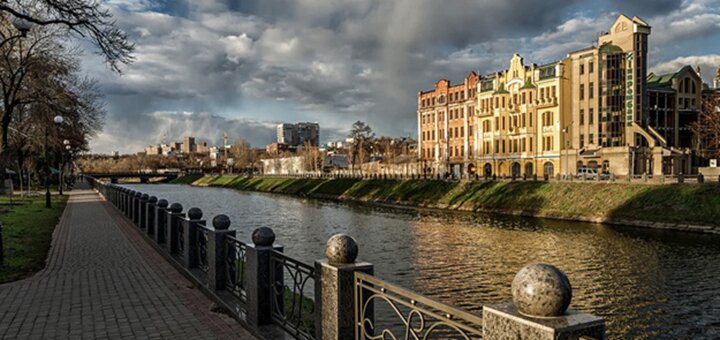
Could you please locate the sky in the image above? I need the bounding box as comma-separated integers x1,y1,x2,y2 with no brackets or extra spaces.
83,0,720,154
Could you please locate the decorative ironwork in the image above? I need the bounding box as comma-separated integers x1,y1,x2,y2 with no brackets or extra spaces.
176,219,185,254
225,235,248,302
196,225,210,274
355,272,483,340
270,250,316,340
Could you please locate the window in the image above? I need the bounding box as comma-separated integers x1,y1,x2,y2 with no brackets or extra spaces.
589,133,594,144
589,82,594,99
580,135,585,148
589,108,594,124
579,84,585,100
580,109,585,125
529,137,533,152
589,61,594,73
580,64,585,75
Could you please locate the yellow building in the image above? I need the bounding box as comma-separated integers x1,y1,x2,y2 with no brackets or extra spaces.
418,14,696,178
475,54,569,178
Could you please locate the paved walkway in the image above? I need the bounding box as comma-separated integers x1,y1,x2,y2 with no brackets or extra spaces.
0,188,257,339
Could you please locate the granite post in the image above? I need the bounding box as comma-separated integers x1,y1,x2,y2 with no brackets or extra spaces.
133,192,142,225
315,234,373,340
207,215,235,291
145,196,157,236
166,203,184,253
154,199,169,244
139,194,149,229
245,227,283,327
482,263,605,339
181,207,205,269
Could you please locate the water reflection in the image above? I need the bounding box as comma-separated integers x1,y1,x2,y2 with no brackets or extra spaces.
125,184,720,339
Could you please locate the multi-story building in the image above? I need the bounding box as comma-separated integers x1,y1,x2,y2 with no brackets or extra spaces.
562,15,691,176
277,123,295,145
277,122,320,146
145,145,161,156
417,72,478,177
715,66,720,89
647,66,702,149
182,137,196,154
417,14,696,178
475,55,569,178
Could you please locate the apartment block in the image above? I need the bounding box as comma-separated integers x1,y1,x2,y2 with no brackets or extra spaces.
417,72,478,177
417,14,700,178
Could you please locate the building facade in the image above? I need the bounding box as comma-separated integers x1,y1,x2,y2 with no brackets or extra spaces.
276,122,320,147
475,55,569,178
182,137,196,154
417,72,478,177
417,14,696,178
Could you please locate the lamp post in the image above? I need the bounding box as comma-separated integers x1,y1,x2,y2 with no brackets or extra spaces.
45,115,63,208
59,139,69,195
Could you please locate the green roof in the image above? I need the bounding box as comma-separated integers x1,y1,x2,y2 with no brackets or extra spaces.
520,78,536,89
647,65,695,90
599,44,623,54
493,82,509,95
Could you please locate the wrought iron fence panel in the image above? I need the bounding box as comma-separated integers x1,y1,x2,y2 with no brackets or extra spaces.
196,225,210,274
225,235,248,302
270,250,316,340
177,219,185,254
355,272,483,340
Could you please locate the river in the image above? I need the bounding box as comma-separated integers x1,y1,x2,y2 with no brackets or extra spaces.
124,184,720,339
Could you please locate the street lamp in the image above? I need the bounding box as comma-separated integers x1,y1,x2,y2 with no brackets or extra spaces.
59,139,70,195
45,115,63,208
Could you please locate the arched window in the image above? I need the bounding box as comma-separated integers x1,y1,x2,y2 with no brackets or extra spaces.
543,162,554,177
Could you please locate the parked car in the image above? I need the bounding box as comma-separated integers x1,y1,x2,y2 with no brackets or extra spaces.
576,167,609,180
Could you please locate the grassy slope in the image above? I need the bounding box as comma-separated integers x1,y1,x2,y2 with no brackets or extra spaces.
0,195,67,283
185,175,720,227
169,174,205,185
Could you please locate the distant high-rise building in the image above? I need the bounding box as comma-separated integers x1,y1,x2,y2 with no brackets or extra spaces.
145,145,161,156
276,122,320,146
277,123,296,144
714,65,720,89
182,136,196,154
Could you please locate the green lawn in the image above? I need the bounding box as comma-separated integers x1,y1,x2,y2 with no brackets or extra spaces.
0,195,67,283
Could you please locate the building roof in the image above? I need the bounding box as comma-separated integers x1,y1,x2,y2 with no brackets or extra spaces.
647,65,696,90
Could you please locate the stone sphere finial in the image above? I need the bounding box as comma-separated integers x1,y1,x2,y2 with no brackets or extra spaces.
188,207,203,220
325,234,358,265
511,263,572,318
157,199,169,208
212,214,231,230
169,203,183,213
141,194,149,200
135,192,142,198
148,196,158,204
252,227,275,246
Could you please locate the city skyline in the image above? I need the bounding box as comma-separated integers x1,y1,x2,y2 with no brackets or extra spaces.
83,0,720,154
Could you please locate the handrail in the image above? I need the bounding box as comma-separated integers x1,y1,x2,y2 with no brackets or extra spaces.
355,271,483,339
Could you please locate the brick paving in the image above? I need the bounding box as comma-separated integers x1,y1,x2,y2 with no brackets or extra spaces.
0,188,257,339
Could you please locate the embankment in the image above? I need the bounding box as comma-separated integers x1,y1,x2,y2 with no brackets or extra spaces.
183,175,720,234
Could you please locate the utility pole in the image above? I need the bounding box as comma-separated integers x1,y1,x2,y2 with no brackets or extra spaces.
223,132,228,173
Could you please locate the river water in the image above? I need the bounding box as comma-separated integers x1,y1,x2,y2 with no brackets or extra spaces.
125,184,720,339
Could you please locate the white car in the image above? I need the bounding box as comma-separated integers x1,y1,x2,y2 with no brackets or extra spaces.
577,168,600,180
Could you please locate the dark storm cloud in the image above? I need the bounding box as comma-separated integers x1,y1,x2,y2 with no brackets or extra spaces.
87,0,720,153
606,0,682,16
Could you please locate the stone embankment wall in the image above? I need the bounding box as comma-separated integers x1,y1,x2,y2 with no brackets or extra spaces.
185,175,720,235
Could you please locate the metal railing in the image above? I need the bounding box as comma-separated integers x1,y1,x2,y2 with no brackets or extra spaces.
196,225,210,274
355,271,483,340
225,235,248,302
270,250,316,340
86,176,605,340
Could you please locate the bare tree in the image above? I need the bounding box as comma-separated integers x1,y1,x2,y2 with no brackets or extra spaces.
0,0,134,71
348,121,374,171
691,94,720,159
